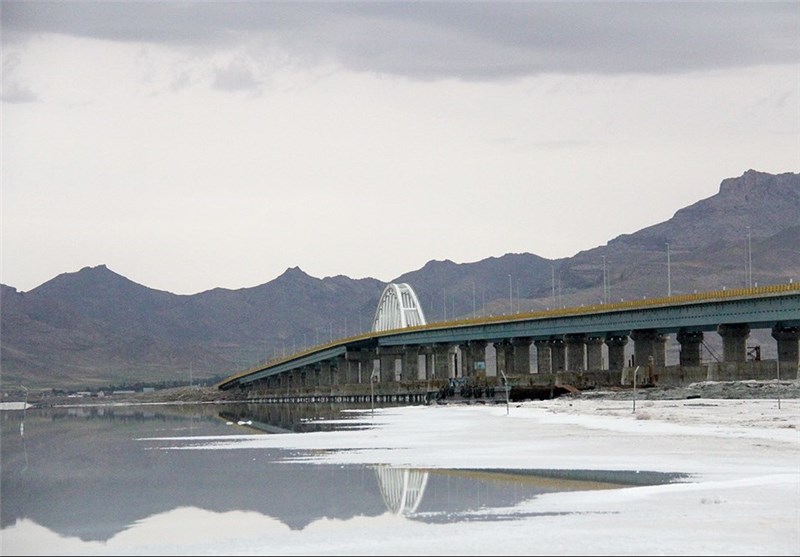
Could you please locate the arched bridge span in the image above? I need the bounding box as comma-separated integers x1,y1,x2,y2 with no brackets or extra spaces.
217,283,800,391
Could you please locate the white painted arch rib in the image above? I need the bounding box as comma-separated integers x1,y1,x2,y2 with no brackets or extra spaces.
371,283,427,332
374,466,429,516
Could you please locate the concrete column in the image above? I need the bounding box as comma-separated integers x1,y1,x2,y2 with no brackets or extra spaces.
318,361,332,386
654,333,668,367
344,350,363,384
459,343,474,378
433,343,454,379
420,347,435,380
534,339,551,374
279,373,290,392
493,341,509,376
772,325,800,377
565,333,586,371
549,337,566,372
512,337,532,375
401,346,420,382
289,370,302,390
586,336,604,370
466,340,487,378
631,329,662,369
362,348,379,383
298,366,313,389
605,334,628,371
677,330,704,367
378,347,400,383
718,323,750,363
331,355,348,385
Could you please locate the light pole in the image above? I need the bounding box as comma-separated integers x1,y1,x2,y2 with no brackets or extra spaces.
601,255,607,304
666,242,671,296
551,265,556,309
508,274,513,315
746,226,753,288
472,281,476,318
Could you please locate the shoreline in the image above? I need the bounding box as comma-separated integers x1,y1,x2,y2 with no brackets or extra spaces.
5,378,799,410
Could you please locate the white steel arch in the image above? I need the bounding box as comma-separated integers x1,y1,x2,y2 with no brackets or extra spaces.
371,283,427,332
374,465,429,516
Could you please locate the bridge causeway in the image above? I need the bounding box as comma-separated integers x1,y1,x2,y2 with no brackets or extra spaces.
217,283,800,397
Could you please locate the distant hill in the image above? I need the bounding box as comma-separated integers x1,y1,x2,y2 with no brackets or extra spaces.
2,169,798,389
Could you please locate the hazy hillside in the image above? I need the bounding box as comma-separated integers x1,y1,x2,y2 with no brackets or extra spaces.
2,169,798,389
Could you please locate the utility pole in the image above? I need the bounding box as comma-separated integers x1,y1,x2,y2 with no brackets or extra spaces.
508,274,513,315
601,255,607,304
666,242,671,296
746,226,753,288
472,281,476,318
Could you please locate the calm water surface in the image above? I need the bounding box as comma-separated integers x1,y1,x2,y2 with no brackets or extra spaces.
1,401,684,549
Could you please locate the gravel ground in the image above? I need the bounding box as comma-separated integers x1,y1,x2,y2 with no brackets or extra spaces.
577,379,800,401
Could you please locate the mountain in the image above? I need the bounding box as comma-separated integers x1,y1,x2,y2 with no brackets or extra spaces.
2,170,798,390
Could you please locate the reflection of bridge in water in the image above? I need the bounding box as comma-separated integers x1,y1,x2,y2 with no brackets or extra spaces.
372,465,687,517
218,283,800,398
374,465,430,516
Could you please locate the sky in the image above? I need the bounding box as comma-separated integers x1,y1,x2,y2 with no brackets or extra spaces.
2,1,799,295
1,394,798,555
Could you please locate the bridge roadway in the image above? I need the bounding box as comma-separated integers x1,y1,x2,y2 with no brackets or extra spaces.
217,283,800,393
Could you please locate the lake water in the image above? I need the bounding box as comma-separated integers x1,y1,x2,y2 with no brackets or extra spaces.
1,401,684,554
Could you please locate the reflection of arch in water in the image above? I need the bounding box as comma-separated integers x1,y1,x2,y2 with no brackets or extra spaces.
374,465,429,515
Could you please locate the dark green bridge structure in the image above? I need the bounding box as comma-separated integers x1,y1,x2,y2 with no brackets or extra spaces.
217,283,800,399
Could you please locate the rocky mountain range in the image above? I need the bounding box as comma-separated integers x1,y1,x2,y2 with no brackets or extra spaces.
2,169,799,390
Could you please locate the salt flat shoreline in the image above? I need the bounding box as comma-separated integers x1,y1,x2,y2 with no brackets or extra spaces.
3,381,799,555
6,378,799,411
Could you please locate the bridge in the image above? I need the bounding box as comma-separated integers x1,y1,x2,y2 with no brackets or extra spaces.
217,283,800,397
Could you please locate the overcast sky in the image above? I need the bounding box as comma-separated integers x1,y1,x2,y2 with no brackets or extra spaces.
2,1,798,295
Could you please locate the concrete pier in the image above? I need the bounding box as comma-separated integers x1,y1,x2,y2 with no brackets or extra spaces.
772,324,800,377
534,339,551,374
565,333,586,371
677,330,704,367
718,323,750,363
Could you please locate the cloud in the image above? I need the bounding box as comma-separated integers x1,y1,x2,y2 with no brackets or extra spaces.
212,60,261,92
1,51,38,103
2,2,797,81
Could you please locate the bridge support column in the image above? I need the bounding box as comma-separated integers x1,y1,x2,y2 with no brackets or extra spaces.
344,349,365,383
433,343,455,379
718,323,750,363
419,347,434,381
331,356,348,386
605,334,628,371
279,373,290,392
772,325,800,378
586,335,604,370
677,330,704,367
512,337,532,375
534,339,551,373
565,333,586,371
297,366,311,389
631,329,667,369
318,361,332,387
377,347,400,383
289,369,303,391
549,337,566,372
401,346,420,382
459,343,473,379
493,341,509,376
464,340,488,377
